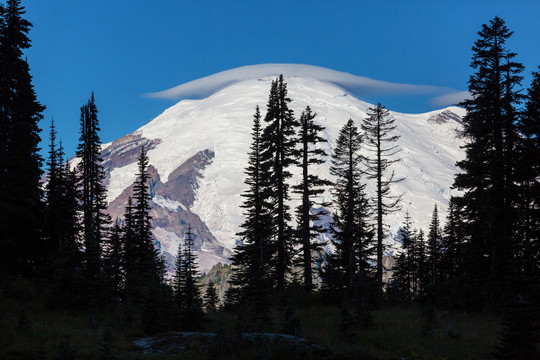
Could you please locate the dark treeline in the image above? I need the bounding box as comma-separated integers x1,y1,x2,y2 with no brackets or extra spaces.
226,16,540,359
0,0,538,357
227,76,401,317
392,17,540,359
44,95,207,332
0,0,209,339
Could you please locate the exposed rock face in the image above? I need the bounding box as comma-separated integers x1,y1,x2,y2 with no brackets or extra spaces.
382,255,395,284
428,110,465,139
102,132,162,171
101,132,162,186
428,110,462,125
103,139,232,274
199,262,233,301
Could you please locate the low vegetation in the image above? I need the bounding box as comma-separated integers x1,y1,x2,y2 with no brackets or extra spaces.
1,277,502,360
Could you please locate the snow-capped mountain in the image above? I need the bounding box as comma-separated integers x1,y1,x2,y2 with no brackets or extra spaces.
100,64,466,273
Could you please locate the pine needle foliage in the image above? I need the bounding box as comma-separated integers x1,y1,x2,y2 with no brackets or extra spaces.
361,103,402,296
293,106,332,290
325,119,373,293
260,75,299,288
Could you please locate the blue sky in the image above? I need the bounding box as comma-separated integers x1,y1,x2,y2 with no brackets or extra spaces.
22,0,540,160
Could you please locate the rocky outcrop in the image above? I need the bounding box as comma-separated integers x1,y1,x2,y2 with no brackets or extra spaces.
103,144,231,274
428,110,465,139
428,110,462,125
133,331,330,357
102,132,162,171
101,132,161,186
199,262,233,301
383,255,395,284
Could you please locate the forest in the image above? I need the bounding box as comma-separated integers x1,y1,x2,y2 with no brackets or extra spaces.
0,0,539,359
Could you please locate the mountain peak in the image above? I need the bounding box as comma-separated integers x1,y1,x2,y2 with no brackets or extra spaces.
103,74,466,273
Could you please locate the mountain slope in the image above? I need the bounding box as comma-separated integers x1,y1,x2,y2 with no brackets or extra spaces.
101,66,466,273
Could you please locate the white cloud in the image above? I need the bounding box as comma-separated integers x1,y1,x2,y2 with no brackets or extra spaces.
145,63,458,100
430,91,472,107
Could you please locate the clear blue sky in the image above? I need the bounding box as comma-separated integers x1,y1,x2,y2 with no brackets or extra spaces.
22,0,540,160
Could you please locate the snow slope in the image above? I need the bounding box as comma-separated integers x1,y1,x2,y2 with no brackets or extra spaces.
102,65,466,271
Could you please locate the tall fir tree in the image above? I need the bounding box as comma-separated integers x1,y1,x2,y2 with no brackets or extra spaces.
44,121,80,278
439,198,465,284
260,75,299,288
123,196,139,300
326,119,373,293
361,103,402,297
55,161,82,302
44,125,81,303
174,225,203,330
230,106,274,331
293,106,331,290
426,205,442,297
203,280,219,313
493,65,540,360
516,67,540,283
103,219,124,300
173,237,185,309
412,229,427,299
231,105,273,302
453,17,524,302
44,119,63,263
392,211,415,299
76,93,110,295
132,146,162,292
0,0,45,276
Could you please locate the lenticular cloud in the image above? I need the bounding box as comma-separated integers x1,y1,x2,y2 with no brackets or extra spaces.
145,63,456,101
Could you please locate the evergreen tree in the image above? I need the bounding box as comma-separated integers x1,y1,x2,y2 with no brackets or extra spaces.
260,75,299,288
174,225,203,329
203,280,219,313
44,123,79,248
44,121,81,297
76,93,110,294
44,120,65,266
453,17,524,300
131,147,162,293
440,198,465,283
173,237,185,309
52,159,82,305
0,0,45,276
326,119,373,293
361,103,402,297
293,106,331,290
130,149,170,330
392,252,408,301
103,219,124,300
492,65,540,360
231,106,273,302
516,67,540,283
392,211,415,300
413,229,427,298
426,205,442,294
123,197,139,300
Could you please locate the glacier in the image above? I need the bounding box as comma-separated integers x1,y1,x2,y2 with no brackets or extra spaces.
101,65,466,273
